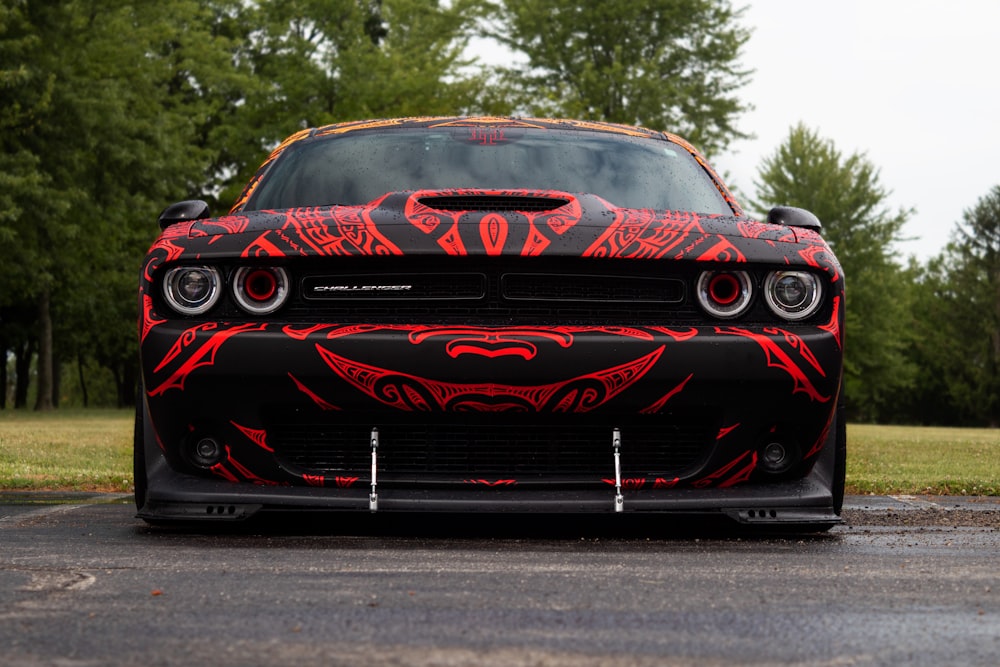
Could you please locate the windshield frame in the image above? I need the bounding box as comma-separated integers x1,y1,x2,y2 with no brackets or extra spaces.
241,126,737,216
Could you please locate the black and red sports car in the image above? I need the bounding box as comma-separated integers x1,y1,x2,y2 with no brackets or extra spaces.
136,117,845,529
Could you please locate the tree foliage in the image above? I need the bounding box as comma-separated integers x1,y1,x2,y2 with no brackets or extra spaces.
5,0,993,427
217,0,486,202
908,188,1000,426
486,0,752,155
751,124,916,422
0,0,490,408
1,0,261,408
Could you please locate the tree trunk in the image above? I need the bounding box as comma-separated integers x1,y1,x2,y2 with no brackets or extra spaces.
14,339,34,409
52,356,61,409
33,289,54,411
78,354,89,408
119,360,137,409
111,364,122,408
0,341,7,410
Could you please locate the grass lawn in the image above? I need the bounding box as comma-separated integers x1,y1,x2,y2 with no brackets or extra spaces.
846,423,999,496
0,409,133,492
0,410,996,495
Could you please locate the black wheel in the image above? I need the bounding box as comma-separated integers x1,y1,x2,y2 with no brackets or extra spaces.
133,399,148,512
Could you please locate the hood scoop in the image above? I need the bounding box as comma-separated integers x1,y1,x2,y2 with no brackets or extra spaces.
416,194,571,213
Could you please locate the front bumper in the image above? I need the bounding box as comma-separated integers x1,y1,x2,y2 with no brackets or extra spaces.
138,320,842,524
139,461,842,527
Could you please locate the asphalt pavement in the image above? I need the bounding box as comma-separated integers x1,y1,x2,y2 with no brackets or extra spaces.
1,494,997,666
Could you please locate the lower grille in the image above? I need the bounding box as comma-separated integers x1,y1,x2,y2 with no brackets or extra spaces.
265,410,717,483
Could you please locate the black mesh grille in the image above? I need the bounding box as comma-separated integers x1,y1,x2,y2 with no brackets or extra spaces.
279,257,699,324
265,409,716,483
418,195,571,212
502,273,683,303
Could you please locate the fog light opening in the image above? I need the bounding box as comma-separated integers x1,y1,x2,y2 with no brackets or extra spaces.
189,437,225,468
759,441,797,475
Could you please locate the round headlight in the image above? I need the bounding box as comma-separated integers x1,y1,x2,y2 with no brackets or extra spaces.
163,266,221,315
233,266,289,315
696,270,753,319
764,271,822,321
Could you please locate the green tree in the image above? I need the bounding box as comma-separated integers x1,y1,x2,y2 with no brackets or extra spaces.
752,124,916,422
337,0,486,119
1,0,495,407
486,0,752,155
221,0,487,202
0,0,256,408
0,1,55,407
911,187,1000,426
0,1,52,237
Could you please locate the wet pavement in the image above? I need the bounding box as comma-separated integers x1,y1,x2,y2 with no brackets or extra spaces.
0,495,997,666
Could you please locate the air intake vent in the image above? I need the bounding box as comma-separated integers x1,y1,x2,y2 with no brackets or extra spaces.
417,195,571,212
265,410,717,481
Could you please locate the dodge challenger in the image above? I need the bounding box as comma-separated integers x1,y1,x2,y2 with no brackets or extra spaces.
136,116,845,529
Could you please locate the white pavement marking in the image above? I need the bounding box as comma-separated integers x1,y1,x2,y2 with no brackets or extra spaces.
888,495,942,509
20,569,97,592
0,504,88,526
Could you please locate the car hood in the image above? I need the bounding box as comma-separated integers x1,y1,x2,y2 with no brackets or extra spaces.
175,189,830,267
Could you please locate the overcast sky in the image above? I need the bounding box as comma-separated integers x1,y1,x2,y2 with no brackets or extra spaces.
710,0,1000,261
471,1,998,261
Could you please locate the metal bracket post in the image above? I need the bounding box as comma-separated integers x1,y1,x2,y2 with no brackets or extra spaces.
369,427,379,512
612,427,624,513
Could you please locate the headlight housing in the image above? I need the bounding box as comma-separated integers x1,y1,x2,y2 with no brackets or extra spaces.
232,266,290,315
696,270,753,319
764,271,823,321
162,266,222,315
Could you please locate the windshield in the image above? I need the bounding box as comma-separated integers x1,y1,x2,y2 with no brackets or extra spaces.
246,128,733,215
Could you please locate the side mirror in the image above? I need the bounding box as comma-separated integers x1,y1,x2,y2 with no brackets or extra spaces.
158,200,210,230
766,206,822,232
